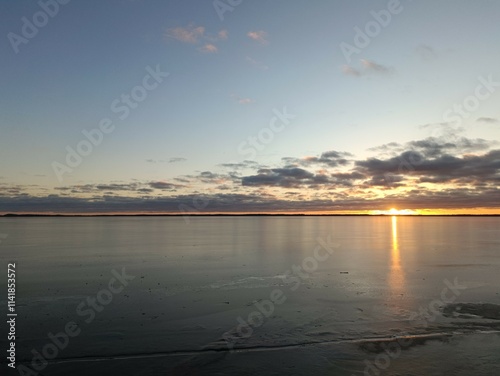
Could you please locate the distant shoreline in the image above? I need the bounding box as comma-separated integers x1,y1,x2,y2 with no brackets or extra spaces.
1,213,499,217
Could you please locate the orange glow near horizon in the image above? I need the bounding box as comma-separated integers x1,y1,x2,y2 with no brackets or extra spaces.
371,208,419,215
1,208,499,216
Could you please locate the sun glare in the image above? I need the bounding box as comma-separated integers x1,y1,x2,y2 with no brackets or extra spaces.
371,208,417,215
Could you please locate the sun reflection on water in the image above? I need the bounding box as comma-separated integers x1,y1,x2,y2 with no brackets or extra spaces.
389,215,405,297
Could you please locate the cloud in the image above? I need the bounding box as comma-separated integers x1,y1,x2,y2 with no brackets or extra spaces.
165,25,205,44
219,160,261,170
331,171,366,185
367,142,401,154
342,59,394,77
55,183,141,193
241,137,499,190
146,157,186,163
54,181,186,194
247,30,268,44
168,157,187,163
200,43,219,54
165,25,227,53
3,135,499,213
94,184,139,191
283,150,353,168
477,117,499,124
409,137,494,156
199,43,218,53
419,122,465,140
242,168,321,188
149,181,184,190
177,170,240,185
355,147,500,186
369,136,495,158
3,187,500,214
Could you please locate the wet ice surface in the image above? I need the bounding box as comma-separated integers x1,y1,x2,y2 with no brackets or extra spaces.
1,216,499,375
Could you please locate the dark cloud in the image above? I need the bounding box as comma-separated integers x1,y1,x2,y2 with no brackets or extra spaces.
196,171,240,184
356,149,500,186
149,181,183,190
369,137,494,158
330,171,366,187
219,160,260,170
242,167,332,188
282,150,352,168
409,137,493,157
2,136,498,214
95,184,139,191
242,137,499,191
55,181,186,193
2,187,499,214
363,174,406,188
137,188,154,193
356,150,425,175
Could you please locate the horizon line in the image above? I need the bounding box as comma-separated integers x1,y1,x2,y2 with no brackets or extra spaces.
2,213,500,217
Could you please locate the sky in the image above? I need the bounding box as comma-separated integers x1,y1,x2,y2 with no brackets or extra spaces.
1,0,499,214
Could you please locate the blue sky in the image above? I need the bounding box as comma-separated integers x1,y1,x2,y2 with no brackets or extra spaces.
1,0,499,213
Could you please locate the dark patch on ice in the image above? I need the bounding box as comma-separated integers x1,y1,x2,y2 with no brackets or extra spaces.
433,264,490,268
357,334,450,354
448,322,500,331
443,303,500,320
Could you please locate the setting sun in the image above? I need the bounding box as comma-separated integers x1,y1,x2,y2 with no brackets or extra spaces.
371,208,418,215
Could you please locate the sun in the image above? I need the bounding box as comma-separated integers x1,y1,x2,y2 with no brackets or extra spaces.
385,208,416,215
369,208,419,215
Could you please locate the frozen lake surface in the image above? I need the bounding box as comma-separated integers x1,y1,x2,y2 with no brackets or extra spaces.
1,216,499,375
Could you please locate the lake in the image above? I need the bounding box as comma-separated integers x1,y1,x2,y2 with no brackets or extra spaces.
1,216,499,375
